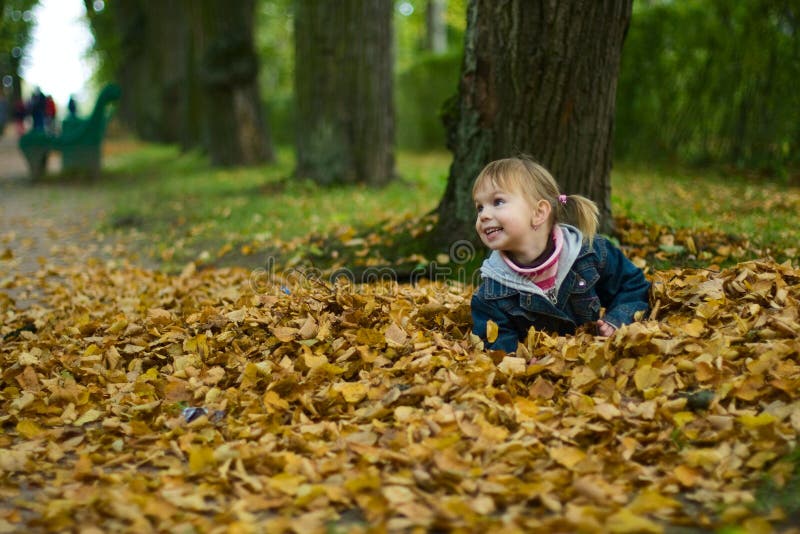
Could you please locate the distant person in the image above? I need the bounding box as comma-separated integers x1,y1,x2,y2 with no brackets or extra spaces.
13,98,27,136
44,94,57,134
470,156,650,353
0,92,7,136
28,87,46,132
67,95,78,117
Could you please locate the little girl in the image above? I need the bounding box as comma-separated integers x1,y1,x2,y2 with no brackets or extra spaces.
471,157,650,353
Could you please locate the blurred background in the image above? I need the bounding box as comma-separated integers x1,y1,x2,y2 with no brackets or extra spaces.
1,0,797,177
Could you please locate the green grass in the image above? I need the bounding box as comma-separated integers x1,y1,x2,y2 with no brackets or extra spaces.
753,448,800,530
102,143,449,269
612,162,800,260
99,141,799,269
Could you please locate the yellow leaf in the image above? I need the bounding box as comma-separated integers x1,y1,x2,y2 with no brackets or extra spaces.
298,316,318,339
147,308,173,325
594,402,622,420
497,356,526,375
263,390,290,412
476,415,510,443
737,413,776,428
634,365,662,391
672,411,695,428
673,465,700,487
225,308,246,323
549,446,586,469
106,318,128,335
685,235,697,254
605,508,663,533
571,366,598,389
83,344,102,357
627,489,681,513
16,419,45,440
746,450,776,469
272,326,298,342
333,382,367,403
0,449,29,472
470,495,496,514
17,351,39,366
514,397,540,420
384,322,408,348
382,485,415,505
486,320,499,343
73,408,103,426
188,445,215,474
160,488,208,511
267,473,306,495
11,391,35,412
302,352,328,369
681,447,723,469
742,517,774,534
683,318,705,337
343,472,382,493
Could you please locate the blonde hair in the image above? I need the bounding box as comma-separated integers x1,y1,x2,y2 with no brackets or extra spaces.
472,156,599,242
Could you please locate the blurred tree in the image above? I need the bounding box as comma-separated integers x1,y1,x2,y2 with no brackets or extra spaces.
395,0,465,151
294,0,394,185
0,0,37,103
255,0,294,144
86,1,194,146
395,0,465,72
395,52,460,150
83,0,273,166
425,0,447,53
195,0,274,166
615,0,800,175
434,0,632,244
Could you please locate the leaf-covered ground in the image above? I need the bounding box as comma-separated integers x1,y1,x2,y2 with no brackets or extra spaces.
2,217,799,532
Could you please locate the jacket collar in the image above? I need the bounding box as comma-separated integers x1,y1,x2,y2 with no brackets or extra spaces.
479,224,585,298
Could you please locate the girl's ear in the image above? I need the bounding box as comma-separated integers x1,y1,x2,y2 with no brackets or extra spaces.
531,199,552,228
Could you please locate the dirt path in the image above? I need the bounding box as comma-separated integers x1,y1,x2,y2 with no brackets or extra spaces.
0,126,146,309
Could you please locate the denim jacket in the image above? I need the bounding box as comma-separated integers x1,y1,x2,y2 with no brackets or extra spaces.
471,224,650,352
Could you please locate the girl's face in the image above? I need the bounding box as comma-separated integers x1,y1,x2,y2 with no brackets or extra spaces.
473,181,538,258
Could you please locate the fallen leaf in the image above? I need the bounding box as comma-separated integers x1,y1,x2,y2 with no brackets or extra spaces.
486,320,498,343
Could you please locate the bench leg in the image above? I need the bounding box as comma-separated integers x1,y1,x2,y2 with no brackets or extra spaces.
25,149,49,180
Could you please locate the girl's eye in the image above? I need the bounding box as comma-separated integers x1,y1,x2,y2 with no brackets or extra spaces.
475,204,483,213
493,198,504,207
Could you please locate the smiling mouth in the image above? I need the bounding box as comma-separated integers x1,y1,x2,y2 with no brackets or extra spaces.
485,227,502,236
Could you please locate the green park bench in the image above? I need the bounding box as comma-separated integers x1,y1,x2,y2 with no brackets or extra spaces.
18,84,121,179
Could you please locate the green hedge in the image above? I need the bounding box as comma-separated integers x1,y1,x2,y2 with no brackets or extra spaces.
395,51,461,151
615,1,800,176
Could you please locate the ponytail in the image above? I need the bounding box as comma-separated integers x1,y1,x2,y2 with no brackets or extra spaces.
555,194,599,244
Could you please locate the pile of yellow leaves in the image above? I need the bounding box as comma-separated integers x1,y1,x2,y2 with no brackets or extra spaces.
1,257,799,533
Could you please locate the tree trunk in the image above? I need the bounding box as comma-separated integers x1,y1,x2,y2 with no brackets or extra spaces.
426,0,448,54
88,0,273,166
435,0,632,243
110,0,191,144
196,0,274,166
294,0,394,185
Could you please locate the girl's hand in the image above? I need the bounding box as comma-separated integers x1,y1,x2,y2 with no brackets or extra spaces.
596,320,617,337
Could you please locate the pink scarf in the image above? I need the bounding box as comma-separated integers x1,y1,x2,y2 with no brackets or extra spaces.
501,228,563,290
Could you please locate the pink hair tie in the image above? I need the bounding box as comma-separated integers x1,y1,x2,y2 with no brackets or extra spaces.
558,194,567,205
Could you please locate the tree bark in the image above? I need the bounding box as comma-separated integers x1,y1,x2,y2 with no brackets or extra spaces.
87,0,273,166
435,0,632,243
294,0,394,185
196,0,274,166
109,0,191,144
